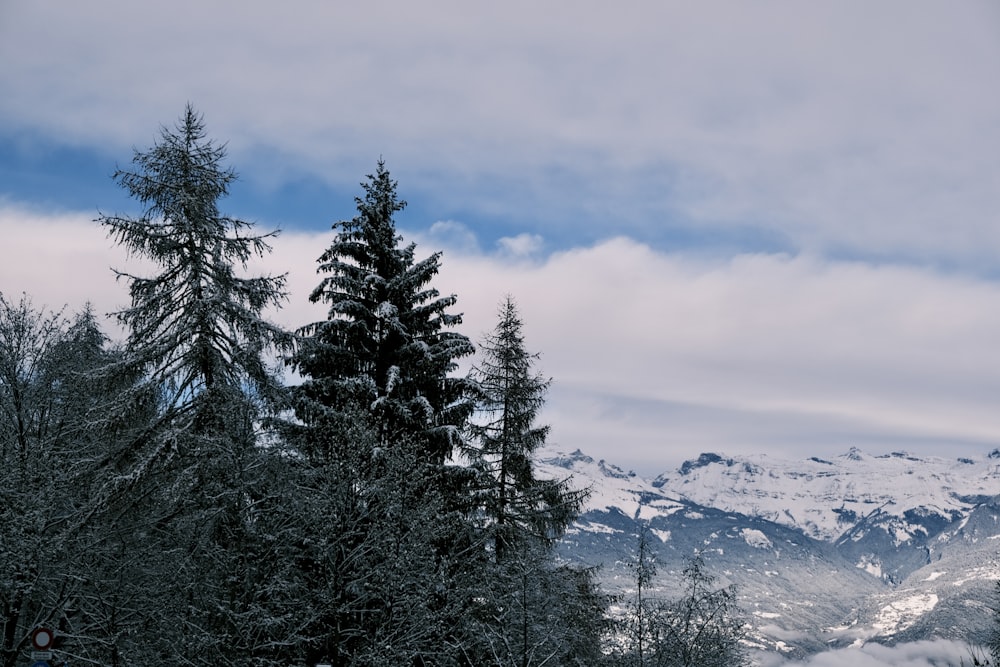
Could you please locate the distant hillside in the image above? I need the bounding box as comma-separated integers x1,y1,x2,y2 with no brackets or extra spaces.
538,448,1000,660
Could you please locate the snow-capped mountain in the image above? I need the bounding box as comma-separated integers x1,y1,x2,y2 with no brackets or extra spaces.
538,448,1000,659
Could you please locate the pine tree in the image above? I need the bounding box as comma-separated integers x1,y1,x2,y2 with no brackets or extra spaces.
97,104,291,492
291,159,474,464
284,160,480,665
466,296,584,555
99,104,289,415
464,297,603,666
96,105,293,666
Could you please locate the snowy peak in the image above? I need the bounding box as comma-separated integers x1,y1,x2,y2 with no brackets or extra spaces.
674,451,732,476
536,451,683,523
843,446,867,461
651,449,1000,542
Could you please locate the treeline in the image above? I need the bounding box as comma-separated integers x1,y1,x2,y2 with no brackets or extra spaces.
0,106,746,667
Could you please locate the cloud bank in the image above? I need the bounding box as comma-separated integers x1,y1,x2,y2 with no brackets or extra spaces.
4,205,998,474
759,639,976,667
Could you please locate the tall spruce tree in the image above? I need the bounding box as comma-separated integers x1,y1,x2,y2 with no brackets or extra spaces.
291,159,474,464
286,160,479,665
464,297,603,666
466,296,584,554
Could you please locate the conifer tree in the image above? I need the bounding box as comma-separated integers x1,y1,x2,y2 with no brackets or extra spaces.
96,105,292,666
285,160,479,665
464,297,603,666
291,159,474,464
97,104,292,505
466,296,584,554
100,104,289,407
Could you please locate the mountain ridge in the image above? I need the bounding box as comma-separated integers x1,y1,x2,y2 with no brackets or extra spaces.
538,447,1000,659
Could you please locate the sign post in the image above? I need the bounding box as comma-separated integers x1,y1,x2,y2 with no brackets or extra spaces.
29,627,54,667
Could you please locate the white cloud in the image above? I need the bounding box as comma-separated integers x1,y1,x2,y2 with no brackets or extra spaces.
497,233,544,258
419,234,1000,473
759,639,974,667
4,207,1000,475
0,203,119,316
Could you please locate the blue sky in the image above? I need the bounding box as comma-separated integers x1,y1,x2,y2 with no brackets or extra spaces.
2,1,1000,475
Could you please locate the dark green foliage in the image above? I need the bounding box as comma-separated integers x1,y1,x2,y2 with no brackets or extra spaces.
466,296,586,554
291,159,474,464
99,103,290,406
469,540,611,667
462,297,606,666
90,106,294,666
5,118,624,667
282,160,494,665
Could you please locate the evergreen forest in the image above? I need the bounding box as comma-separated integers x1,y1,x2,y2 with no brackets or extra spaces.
0,107,749,667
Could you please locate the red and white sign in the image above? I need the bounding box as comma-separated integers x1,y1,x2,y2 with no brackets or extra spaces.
31,627,53,651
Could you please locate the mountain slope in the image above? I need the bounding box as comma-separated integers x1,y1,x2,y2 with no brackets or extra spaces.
538,448,1000,658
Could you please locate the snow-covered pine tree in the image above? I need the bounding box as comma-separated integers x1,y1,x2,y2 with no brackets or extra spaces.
97,104,291,507
100,104,290,415
96,105,293,666
463,297,604,666
284,161,482,665
466,296,584,554
291,159,474,464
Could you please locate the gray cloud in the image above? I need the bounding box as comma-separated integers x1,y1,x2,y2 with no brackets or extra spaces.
1,1,998,262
